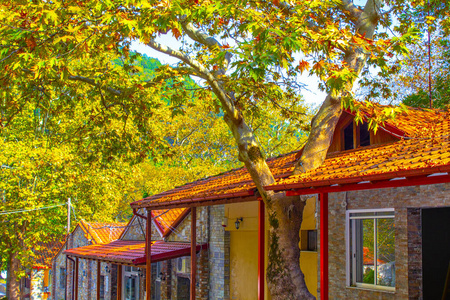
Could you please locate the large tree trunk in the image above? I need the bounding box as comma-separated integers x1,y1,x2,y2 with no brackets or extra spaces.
6,252,21,300
266,193,312,299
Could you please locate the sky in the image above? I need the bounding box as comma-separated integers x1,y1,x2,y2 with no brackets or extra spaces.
131,38,327,108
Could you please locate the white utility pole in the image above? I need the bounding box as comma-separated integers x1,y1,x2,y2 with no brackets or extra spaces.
67,198,71,235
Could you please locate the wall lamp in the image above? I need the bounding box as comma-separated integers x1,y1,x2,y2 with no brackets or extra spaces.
235,217,243,230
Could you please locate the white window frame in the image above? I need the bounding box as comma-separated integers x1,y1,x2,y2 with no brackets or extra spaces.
346,208,395,291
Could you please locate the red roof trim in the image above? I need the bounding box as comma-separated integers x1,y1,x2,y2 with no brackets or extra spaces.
284,172,450,196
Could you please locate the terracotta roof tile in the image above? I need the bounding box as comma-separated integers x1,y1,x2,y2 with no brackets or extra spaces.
80,220,127,244
33,236,67,269
152,208,188,235
130,104,450,209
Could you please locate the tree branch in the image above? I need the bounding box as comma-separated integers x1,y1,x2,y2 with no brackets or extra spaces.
180,20,232,71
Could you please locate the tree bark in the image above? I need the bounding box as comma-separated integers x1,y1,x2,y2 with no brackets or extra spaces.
6,252,21,300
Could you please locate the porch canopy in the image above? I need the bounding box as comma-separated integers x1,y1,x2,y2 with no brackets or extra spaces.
64,240,208,266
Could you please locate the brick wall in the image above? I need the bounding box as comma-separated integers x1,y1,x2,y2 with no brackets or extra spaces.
326,183,450,300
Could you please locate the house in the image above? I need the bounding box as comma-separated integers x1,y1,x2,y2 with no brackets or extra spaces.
63,103,450,299
20,237,66,300
52,220,127,300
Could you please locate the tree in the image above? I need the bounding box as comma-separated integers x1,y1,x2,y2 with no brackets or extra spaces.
1,0,445,299
358,0,450,109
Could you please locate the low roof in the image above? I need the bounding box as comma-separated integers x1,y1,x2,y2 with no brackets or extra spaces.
130,104,450,210
64,240,207,265
33,236,67,269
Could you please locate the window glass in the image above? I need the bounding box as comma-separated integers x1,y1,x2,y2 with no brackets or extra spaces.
349,210,395,290
344,122,354,150
376,218,395,287
60,267,66,289
100,275,105,300
360,122,370,147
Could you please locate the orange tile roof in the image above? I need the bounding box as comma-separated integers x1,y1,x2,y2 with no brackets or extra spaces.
130,105,450,210
80,220,127,244
64,240,207,265
151,208,189,236
33,236,67,269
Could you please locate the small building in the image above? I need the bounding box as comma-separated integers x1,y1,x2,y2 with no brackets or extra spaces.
20,237,66,300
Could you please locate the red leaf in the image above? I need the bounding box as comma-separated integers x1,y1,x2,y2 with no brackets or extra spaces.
172,28,181,40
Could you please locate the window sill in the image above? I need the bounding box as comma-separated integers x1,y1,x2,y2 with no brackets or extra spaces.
299,250,318,253
346,286,395,294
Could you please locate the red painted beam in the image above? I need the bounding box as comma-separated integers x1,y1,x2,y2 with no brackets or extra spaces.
146,209,152,300
190,207,197,300
75,257,79,300
319,193,329,300
286,173,450,196
258,199,265,300
117,264,122,300
97,261,100,300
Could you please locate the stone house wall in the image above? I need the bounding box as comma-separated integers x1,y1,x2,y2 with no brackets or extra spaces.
325,182,450,300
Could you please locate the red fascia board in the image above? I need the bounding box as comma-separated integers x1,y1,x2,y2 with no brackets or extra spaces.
132,243,208,265
285,173,450,196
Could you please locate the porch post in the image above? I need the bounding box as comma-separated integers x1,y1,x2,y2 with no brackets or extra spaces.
258,199,265,300
146,209,152,300
117,264,122,300
319,193,329,300
190,207,197,300
74,258,79,300
96,261,100,300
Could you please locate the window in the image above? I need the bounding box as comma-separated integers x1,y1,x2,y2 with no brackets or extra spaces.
100,275,105,300
343,122,354,150
59,267,66,289
342,121,371,150
347,209,395,290
24,274,31,289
